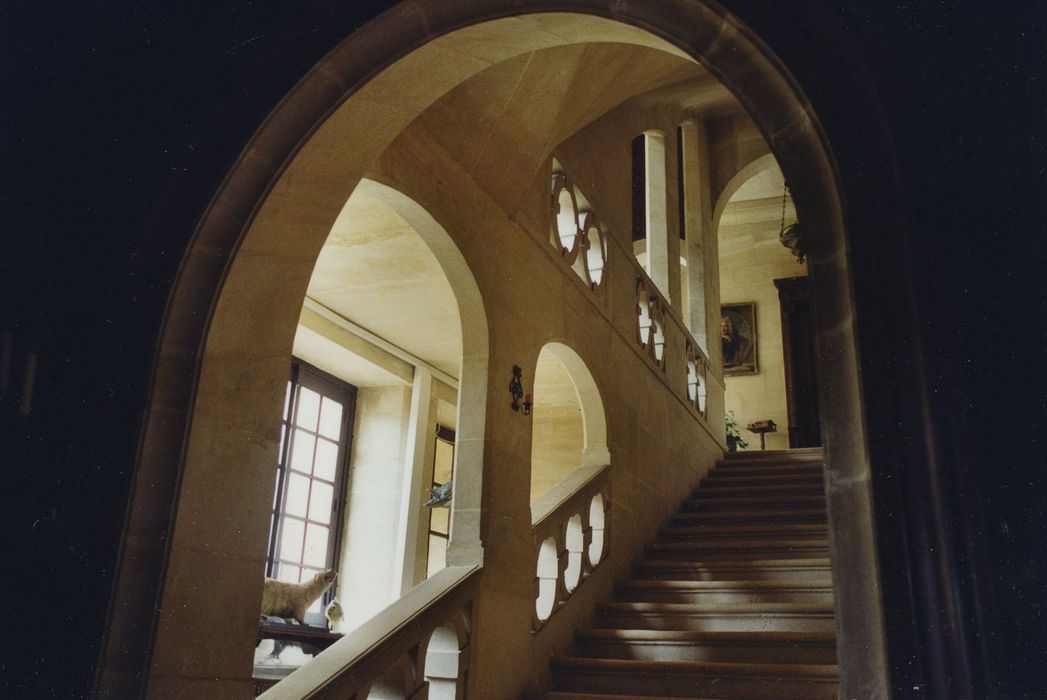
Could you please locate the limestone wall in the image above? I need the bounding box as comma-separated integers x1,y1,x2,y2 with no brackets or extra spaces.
718,167,807,451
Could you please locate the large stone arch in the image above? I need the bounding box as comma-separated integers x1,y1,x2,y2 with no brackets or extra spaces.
98,4,886,699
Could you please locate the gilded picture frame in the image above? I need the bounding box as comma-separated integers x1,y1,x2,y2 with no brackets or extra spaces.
721,302,758,376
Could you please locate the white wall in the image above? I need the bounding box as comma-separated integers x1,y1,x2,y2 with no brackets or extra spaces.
718,171,806,451
336,385,412,630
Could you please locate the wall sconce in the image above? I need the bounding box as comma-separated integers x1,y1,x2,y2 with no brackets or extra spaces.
509,365,532,415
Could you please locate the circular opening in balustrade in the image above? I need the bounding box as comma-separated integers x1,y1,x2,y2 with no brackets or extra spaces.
588,494,606,566
584,218,606,286
535,536,559,621
564,514,584,592
554,184,579,252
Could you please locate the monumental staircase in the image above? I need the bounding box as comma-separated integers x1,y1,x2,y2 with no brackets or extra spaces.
547,448,838,700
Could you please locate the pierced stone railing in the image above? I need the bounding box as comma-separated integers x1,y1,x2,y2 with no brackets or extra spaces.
686,340,710,418
546,160,720,434
259,565,480,700
530,464,611,632
636,275,667,371
550,168,608,290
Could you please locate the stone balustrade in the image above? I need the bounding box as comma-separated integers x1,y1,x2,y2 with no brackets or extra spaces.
530,464,611,631
258,566,480,700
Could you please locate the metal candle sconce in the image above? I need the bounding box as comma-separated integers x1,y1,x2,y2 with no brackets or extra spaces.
509,365,533,415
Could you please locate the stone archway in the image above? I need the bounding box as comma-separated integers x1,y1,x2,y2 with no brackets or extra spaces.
530,341,610,504
98,4,886,698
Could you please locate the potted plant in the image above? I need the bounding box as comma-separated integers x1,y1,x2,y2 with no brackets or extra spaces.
725,411,748,452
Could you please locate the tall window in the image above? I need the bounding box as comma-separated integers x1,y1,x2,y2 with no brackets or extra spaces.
425,426,455,577
267,360,357,625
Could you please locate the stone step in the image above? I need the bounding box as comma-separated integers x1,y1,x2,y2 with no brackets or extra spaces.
670,509,827,526
632,558,833,582
595,602,837,633
615,579,834,605
550,657,838,699
548,693,721,700
573,628,838,665
709,463,824,478
681,495,826,511
721,448,824,465
690,483,825,499
701,471,825,487
659,523,828,541
645,542,830,562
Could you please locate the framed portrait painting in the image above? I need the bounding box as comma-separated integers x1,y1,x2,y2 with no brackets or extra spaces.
721,302,757,375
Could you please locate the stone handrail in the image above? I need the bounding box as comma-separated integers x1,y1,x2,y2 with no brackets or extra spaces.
531,464,611,631
260,565,481,700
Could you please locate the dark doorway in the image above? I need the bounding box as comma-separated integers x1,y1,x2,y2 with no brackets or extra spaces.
774,277,821,447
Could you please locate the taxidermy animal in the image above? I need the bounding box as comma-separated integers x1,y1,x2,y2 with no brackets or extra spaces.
324,599,344,628
425,480,453,507
260,569,337,625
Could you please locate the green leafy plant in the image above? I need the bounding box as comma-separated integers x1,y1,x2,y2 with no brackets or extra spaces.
725,411,749,450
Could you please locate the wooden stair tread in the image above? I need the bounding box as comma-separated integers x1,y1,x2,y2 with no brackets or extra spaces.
551,656,839,679
635,557,831,569
722,448,823,462
708,465,824,477
598,601,834,615
661,523,827,537
548,693,727,700
618,579,833,591
702,471,824,482
683,495,825,507
575,629,837,644
692,483,824,494
650,537,829,549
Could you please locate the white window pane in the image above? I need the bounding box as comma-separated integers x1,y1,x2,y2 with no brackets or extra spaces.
290,430,316,474
303,523,329,568
309,481,334,524
318,397,344,440
276,563,300,583
296,387,321,431
427,535,447,577
429,506,449,535
285,473,310,518
279,518,305,563
313,439,338,481
434,439,454,483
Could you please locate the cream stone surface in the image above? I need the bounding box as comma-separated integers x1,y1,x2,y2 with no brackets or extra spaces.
339,385,413,629
718,161,806,451
110,6,886,700
529,351,585,504
309,190,463,378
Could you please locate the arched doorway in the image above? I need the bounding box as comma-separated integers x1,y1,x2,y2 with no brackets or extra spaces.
98,4,885,698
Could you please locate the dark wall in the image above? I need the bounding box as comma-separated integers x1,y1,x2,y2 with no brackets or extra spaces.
4,2,1044,698
728,5,1047,698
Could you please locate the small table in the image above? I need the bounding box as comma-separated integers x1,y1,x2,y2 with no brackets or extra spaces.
254,620,343,693
746,419,778,450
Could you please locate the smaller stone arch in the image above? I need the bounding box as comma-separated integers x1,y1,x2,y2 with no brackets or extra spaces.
712,152,778,234
529,342,609,503
421,614,470,700
363,654,416,699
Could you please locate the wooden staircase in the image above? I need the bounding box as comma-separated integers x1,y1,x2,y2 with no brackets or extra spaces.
547,448,838,700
